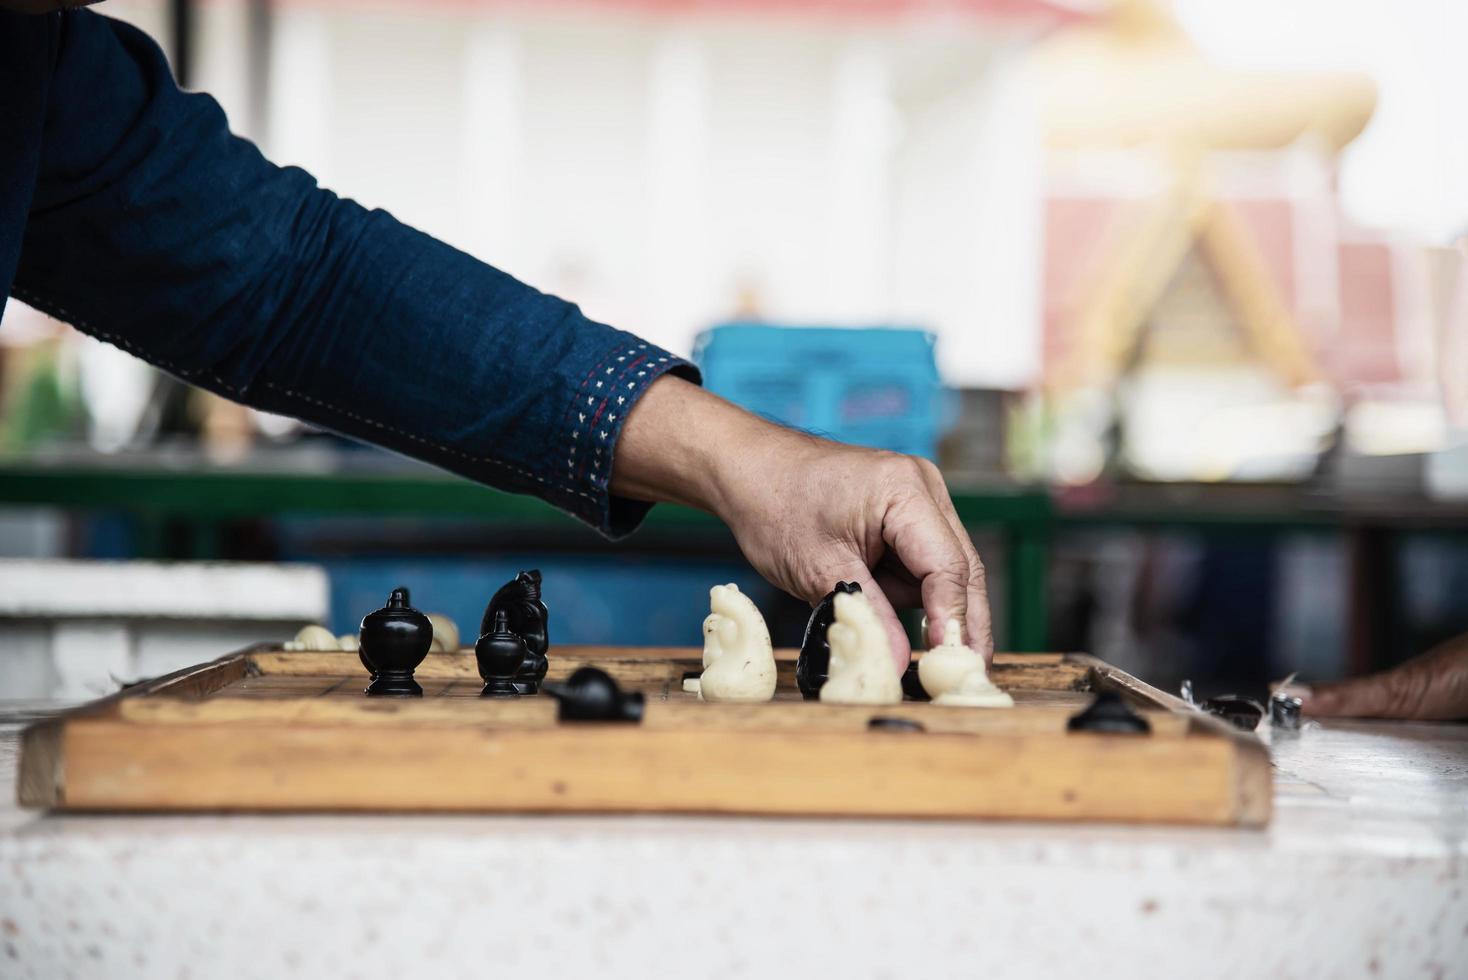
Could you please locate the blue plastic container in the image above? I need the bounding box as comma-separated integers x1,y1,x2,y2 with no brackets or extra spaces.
692,322,950,459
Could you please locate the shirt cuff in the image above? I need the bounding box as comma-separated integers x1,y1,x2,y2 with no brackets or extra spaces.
543,334,701,539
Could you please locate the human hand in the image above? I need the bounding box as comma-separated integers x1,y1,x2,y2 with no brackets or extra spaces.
1280,633,1468,721
612,376,992,672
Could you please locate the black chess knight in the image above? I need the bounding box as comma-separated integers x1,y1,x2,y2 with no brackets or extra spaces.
796,580,863,700
480,570,549,695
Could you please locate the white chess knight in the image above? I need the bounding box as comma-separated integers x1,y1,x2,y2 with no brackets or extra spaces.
697,583,776,702
925,619,1013,708
819,591,903,705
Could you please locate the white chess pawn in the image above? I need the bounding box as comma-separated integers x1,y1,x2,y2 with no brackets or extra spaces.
698,584,776,702
819,591,903,705
427,613,460,653
930,625,1013,708
935,667,1014,708
284,624,338,651
918,618,985,699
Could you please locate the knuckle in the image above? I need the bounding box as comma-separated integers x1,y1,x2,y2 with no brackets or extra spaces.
939,554,970,582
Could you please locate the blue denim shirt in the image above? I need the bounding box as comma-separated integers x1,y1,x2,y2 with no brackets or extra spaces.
0,10,700,536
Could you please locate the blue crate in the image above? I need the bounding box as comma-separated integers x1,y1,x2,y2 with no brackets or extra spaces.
692,322,952,459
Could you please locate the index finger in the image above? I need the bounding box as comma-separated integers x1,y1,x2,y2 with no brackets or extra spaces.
915,461,994,659
881,491,973,658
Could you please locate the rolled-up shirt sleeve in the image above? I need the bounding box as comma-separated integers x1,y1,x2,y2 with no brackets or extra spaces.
13,10,699,537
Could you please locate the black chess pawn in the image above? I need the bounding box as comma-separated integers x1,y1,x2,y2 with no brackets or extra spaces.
359,586,433,697
796,581,863,700
476,610,528,698
1067,692,1151,734
542,667,644,723
481,570,550,695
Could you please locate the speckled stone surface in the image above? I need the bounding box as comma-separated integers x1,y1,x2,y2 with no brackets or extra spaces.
2,711,1465,979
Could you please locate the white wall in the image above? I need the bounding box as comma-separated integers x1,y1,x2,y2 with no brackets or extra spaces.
95,1,1044,388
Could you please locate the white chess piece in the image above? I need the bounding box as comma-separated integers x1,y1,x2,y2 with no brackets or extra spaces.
935,667,1014,708
284,624,338,651
918,618,984,699
819,591,902,705
427,613,460,653
698,584,776,702
931,625,1013,708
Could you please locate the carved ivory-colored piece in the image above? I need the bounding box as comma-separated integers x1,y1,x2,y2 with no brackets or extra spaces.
918,619,985,700
284,624,339,651
819,591,902,705
427,613,461,653
698,583,776,702
931,623,1014,708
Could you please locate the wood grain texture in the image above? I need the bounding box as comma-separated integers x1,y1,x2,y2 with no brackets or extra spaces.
56,720,1252,824
115,693,1188,736
18,649,1271,825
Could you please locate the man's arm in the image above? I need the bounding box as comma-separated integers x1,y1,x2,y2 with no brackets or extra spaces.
18,10,991,661
17,10,695,535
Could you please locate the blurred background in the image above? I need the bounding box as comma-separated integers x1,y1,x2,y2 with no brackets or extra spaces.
3,0,1467,702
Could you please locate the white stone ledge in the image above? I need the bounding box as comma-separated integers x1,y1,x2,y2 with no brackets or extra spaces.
0,559,328,621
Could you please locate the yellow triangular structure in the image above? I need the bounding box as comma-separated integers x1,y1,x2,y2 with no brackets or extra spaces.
1055,169,1319,392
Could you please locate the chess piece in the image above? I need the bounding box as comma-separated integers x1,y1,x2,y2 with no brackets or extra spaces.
1067,692,1150,733
284,624,338,651
359,586,433,697
797,581,862,701
934,666,1014,708
901,663,930,702
917,620,982,699
476,610,527,698
482,570,549,694
698,584,776,702
543,667,645,723
920,619,1012,707
819,591,903,705
427,613,461,653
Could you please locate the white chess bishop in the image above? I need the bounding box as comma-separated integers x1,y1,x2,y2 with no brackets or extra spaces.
819,591,903,705
697,583,777,702
923,619,1013,708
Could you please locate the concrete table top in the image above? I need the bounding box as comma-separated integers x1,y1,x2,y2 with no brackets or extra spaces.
1,706,1464,979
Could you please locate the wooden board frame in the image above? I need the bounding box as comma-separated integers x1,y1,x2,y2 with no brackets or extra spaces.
18,648,1271,826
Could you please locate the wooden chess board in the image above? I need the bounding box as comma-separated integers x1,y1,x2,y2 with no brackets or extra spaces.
17,648,1271,826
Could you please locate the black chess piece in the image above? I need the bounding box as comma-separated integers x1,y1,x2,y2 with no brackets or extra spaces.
796,581,862,700
476,610,528,698
358,586,433,697
901,662,930,702
1066,692,1151,734
481,570,549,694
542,667,644,723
